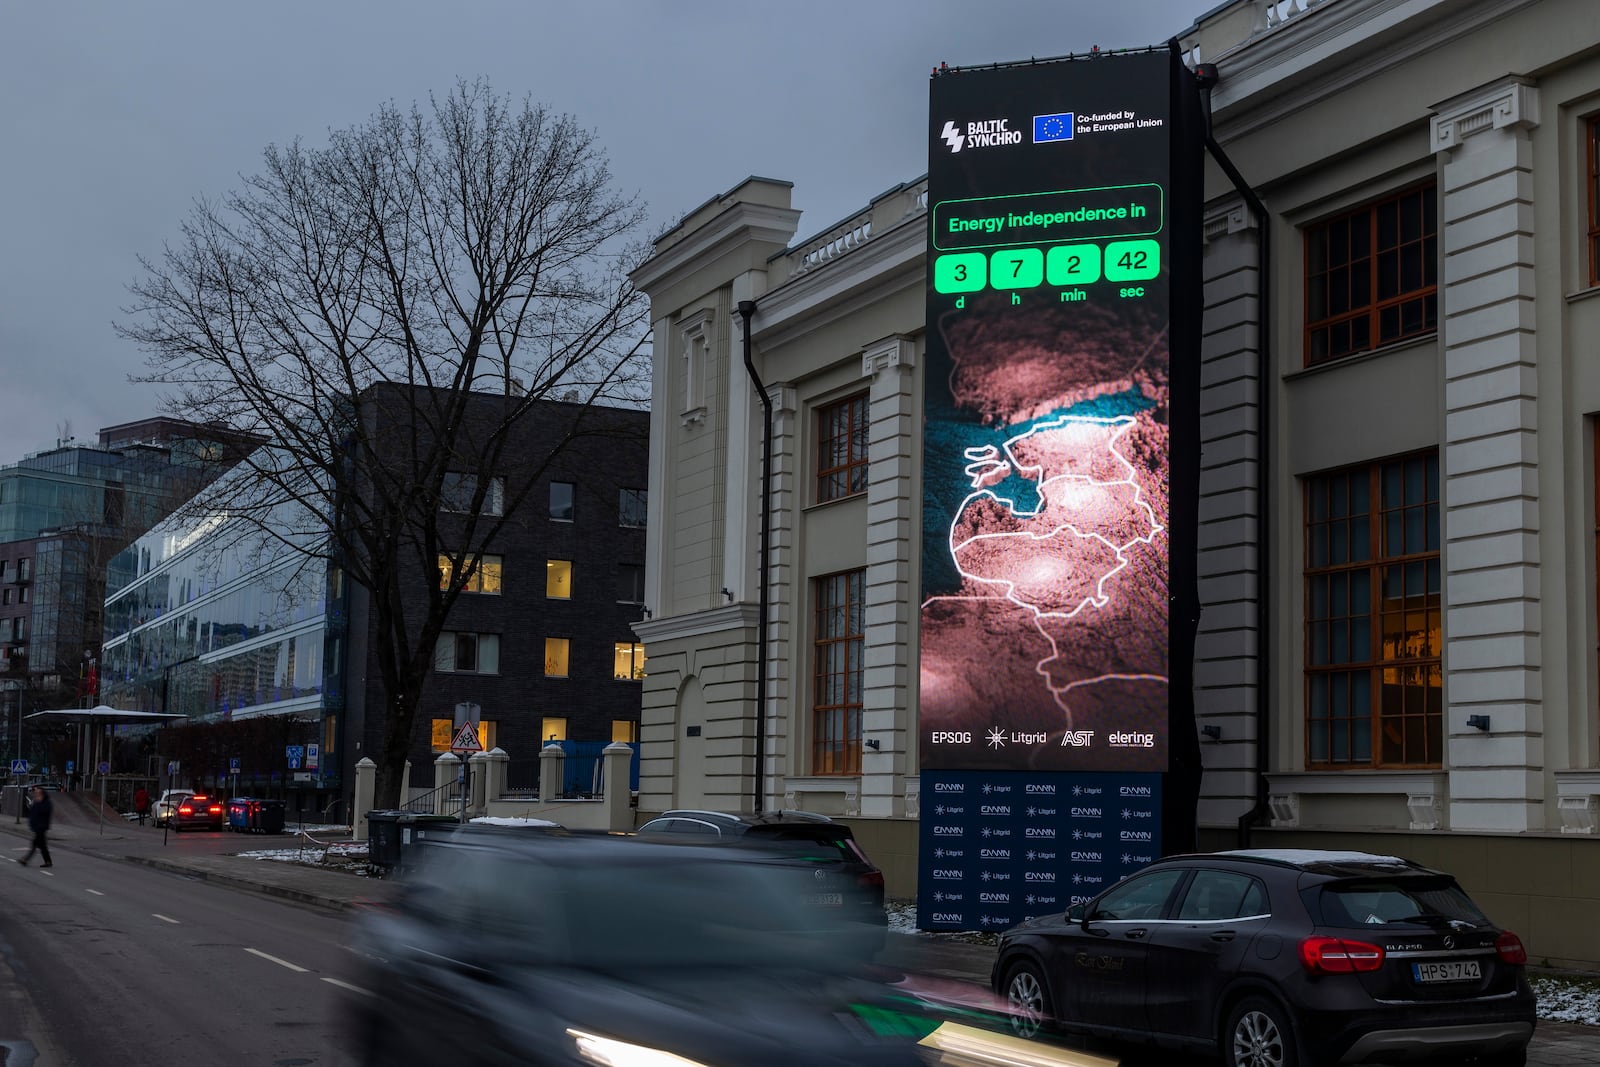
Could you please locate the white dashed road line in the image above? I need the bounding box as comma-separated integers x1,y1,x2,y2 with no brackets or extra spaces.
152,914,180,924
86,889,104,896
246,948,309,973
320,977,372,996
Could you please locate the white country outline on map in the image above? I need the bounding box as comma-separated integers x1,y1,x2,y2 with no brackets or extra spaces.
921,412,1169,721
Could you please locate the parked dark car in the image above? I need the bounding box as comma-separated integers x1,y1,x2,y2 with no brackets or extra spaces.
991,849,1536,1067
346,827,926,1066
636,809,886,930
171,793,225,832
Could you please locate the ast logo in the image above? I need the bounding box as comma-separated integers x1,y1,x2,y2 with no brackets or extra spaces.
1024,827,1056,839
1070,807,1103,818
1120,830,1154,842
980,804,1011,816
980,848,1011,860
979,892,1011,904
1025,784,1056,795
1061,730,1095,747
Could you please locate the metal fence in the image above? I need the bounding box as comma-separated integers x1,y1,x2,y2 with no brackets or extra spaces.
503,742,639,798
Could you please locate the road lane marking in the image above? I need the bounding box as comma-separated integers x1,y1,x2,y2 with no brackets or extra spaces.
153,914,180,924
246,948,309,973
86,889,104,896
321,977,372,996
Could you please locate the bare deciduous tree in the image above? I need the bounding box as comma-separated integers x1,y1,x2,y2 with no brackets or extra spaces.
118,81,651,807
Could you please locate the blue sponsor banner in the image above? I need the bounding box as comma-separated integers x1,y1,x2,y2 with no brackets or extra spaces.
918,768,1161,932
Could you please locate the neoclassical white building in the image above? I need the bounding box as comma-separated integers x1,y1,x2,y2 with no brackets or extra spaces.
631,0,1600,968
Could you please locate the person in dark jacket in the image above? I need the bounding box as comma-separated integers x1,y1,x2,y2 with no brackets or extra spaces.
20,786,52,867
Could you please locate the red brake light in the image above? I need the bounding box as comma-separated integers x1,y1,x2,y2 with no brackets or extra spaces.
857,870,885,889
178,805,193,815
1495,931,1527,965
1299,935,1385,974
208,805,223,815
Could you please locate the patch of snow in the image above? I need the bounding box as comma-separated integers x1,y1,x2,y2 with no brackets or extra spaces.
470,816,560,827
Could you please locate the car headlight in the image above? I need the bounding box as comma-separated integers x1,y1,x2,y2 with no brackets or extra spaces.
566,1028,717,1067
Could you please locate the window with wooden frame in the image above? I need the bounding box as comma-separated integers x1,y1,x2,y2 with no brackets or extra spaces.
1305,183,1438,367
816,393,870,503
1588,116,1600,287
812,568,865,775
1304,453,1441,768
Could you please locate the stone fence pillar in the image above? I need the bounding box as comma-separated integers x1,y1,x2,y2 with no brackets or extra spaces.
353,757,376,841
602,742,634,831
539,743,565,802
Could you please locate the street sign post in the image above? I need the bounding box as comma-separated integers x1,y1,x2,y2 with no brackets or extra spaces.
286,745,305,770
305,744,319,772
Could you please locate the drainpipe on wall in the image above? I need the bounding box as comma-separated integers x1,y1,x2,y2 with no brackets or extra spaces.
1195,62,1273,847
737,299,771,815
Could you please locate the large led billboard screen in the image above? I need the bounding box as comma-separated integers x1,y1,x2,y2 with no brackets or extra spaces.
921,51,1181,775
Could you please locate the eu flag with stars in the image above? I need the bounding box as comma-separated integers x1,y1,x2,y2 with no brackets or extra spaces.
1033,112,1074,143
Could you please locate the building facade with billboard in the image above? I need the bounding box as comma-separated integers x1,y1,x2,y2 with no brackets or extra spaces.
632,0,1600,966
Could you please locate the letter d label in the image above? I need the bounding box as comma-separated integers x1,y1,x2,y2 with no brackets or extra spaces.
955,296,965,309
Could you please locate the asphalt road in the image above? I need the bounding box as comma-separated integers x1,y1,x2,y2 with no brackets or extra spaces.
0,840,369,1067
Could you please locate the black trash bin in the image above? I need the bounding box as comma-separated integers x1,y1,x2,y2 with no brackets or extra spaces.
254,798,287,834
366,810,406,869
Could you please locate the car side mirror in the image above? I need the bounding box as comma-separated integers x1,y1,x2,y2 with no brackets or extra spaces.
1067,903,1086,925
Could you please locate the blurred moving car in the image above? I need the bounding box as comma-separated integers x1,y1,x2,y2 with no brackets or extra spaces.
347,827,926,1066
991,849,1536,1067
153,790,193,828
171,793,225,832
636,809,886,931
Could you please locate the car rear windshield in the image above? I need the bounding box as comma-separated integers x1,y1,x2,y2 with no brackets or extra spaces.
748,826,871,865
1315,876,1488,928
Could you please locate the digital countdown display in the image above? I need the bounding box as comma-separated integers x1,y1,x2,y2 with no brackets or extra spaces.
916,770,1162,932
920,51,1178,776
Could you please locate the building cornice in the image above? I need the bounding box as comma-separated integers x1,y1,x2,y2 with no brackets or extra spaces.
1430,78,1539,154
632,602,759,644
751,214,925,352
1208,0,1543,145
630,201,802,295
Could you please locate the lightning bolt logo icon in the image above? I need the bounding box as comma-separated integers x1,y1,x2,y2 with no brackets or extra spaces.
940,120,965,153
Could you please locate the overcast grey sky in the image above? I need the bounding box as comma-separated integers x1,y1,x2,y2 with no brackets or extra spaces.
1,0,1202,463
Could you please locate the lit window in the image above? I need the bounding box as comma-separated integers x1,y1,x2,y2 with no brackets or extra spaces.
612,719,639,743
1305,184,1437,366
544,638,570,678
613,642,645,681
619,488,647,528
550,482,575,522
441,473,505,516
816,394,870,503
1305,453,1441,768
812,569,864,775
541,717,568,743
433,632,500,675
547,560,573,599
438,553,503,594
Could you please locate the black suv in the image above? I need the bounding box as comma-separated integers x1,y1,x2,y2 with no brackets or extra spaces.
636,809,886,930
991,849,1535,1067
347,827,925,1065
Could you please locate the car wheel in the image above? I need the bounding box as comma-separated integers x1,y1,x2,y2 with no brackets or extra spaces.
1002,959,1051,1039
1472,1052,1527,1067
1225,995,1298,1067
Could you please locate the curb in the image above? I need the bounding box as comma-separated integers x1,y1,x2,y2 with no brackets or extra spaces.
121,855,355,914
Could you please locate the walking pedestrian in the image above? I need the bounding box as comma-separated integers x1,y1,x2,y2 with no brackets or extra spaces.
133,786,150,826
20,786,52,868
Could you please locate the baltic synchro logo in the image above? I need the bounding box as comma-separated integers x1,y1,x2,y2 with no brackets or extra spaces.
941,118,1022,153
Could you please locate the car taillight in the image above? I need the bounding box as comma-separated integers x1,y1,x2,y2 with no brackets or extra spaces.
178,805,193,815
1495,931,1527,965
857,870,885,889
208,805,223,815
1299,936,1385,974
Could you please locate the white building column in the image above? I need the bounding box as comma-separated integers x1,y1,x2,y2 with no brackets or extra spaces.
765,380,798,811
1431,78,1543,831
1195,196,1263,828
860,334,916,817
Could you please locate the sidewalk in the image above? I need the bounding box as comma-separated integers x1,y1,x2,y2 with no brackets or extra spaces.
4,795,1598,1065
